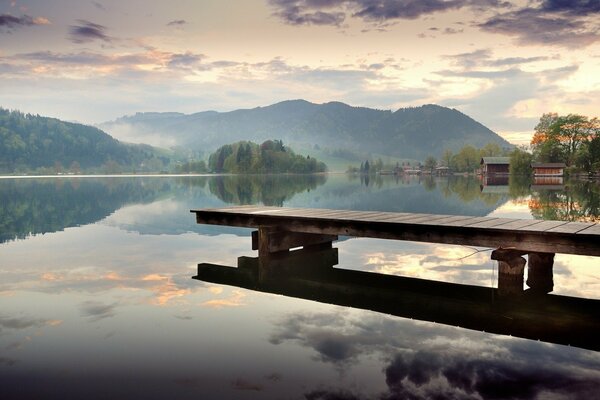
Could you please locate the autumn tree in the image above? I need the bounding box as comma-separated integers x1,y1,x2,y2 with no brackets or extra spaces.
531,113,600,166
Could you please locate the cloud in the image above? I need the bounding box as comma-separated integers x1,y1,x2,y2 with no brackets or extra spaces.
167,19,187,26
0,357,18,366
0,315,47,331
268,0,511,26
269,0,347,26
231,378,263,391
92,1,106,11
272,310,600,399
382,350,600,400
79,301,117,321
444,47,557,68
540,0,600,15
479,6,600,47
69,19,112,44
0,13,49,32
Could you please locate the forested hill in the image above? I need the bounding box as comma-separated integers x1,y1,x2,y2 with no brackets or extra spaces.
0,108,170,173
100,100,512,159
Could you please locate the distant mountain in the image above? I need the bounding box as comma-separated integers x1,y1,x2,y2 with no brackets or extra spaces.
0,108,172,173
99,100,512,159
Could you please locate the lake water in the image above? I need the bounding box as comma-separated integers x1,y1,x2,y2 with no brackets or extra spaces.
1,174,599,399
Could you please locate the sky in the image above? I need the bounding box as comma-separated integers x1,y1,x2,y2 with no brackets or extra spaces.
0,0,599,145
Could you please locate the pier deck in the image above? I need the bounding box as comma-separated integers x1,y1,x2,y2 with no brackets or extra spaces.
191,206,600,256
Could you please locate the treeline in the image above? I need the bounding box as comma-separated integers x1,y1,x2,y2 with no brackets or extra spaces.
348,142,512,174
0,108,173,174
207,140,327,173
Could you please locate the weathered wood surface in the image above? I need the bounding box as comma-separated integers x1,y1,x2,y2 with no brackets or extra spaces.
191,206,600,256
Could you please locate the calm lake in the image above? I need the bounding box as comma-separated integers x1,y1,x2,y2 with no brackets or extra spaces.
1,174,599,399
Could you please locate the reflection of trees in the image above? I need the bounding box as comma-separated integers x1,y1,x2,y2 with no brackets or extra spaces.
0,178,169,243
445,176,505,205
208,174,327,206
529,180,600,221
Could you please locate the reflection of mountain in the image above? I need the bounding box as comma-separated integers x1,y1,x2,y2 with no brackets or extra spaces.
208,174,327,206
529,180,600,222
0,178,171,243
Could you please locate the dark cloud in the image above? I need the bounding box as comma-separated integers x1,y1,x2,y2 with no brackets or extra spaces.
269,0,512,26
383,351,600,400
305,389,365,400
92,1,106,11
0,357,17,367
269,0,346,26
0,13,34,28
541,0,600,15
79,301,117,321
168,52,203,68
69,20,111,44
0,315,49,331
167,19,187,26
351,0,465,21
231,378,263,391
0,13,48,32
480,6,600,47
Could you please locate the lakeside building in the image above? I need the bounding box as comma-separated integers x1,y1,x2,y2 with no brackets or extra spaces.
480,157,510,175
531,162,566,177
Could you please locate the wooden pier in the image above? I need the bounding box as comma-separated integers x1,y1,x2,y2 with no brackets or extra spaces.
191,205,600,256
191,206,600,347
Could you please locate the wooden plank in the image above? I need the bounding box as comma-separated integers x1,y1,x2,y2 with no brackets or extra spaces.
546,222,596,234
368,213,435,223
457,217,508,228
577,224,600,235
492,219,546,231
433,215,481,226
516,220,568,232
394,214,462,225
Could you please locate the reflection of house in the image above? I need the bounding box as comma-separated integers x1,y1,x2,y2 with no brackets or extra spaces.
531,163,565,177
480,157,510,175
435,166,450,176
482,175,509,186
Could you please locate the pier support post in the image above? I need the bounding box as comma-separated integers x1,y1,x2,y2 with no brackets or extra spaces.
526,252,555,294
491,248,527,296
254,226,338,281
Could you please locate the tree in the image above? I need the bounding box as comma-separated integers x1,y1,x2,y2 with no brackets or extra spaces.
531,113,600,166
453,145,479,172
424,156,437,173
441,149,454,169
509,147,533,176
479,142,503,157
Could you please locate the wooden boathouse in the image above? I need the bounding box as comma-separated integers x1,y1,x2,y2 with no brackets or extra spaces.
480,157,510,175
531,162,566,177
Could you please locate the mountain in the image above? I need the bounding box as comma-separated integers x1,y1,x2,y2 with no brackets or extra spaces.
0,108,172,173
99,100,512,159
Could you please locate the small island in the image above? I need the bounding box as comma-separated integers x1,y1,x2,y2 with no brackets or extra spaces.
206,140,327,174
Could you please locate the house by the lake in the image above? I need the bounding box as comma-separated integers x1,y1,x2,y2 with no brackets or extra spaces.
480,157,510,175
531,162,566,177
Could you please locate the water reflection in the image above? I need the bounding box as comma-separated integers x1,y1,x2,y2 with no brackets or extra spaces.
529,180,600,222
1,175,600,398
194,246,600,351
208,174,327,206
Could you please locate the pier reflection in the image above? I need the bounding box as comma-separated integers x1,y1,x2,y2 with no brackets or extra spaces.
194,246,600,352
